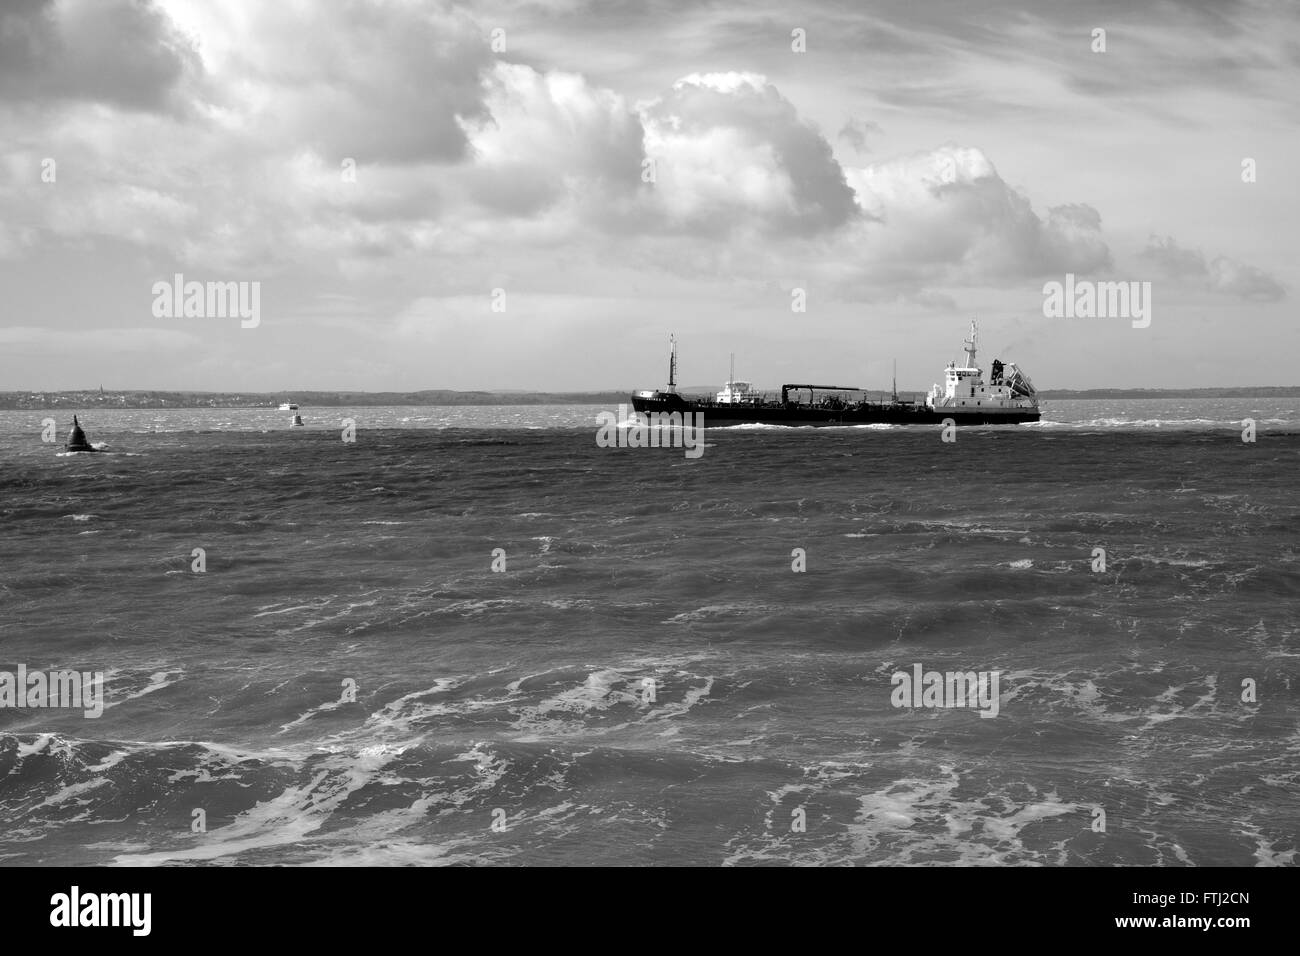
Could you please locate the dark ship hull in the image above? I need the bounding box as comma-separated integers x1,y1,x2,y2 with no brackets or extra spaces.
629,392,1039,427
632,323,1041,427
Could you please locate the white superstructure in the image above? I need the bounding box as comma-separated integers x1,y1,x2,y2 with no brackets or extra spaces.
925,321,1038,416
716,352,759,404
716,380,758,404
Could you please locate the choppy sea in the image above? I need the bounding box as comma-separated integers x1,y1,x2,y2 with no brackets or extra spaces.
1,399,1297,866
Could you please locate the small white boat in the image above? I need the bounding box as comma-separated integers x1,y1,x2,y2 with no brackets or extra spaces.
278,403,299,411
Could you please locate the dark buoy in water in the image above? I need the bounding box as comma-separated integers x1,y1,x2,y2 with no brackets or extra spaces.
66,415,98,452
291,414,305,427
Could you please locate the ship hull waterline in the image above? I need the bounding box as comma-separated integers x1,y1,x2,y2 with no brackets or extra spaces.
629,394,1040,427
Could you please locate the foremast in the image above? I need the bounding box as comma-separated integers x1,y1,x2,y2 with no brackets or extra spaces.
961,319,978,369
666,333,678,394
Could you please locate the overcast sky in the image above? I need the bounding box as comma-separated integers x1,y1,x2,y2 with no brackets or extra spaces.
1,0,1295,391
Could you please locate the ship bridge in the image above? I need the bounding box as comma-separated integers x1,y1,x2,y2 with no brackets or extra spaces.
717,381,757,404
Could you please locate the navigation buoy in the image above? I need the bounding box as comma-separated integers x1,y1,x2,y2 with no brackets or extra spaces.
65,415,98,452
291,414,305,427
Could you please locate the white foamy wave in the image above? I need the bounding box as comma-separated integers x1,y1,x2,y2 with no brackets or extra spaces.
1030,417,1276,430
664,603,768,624
999,668,1230,732
277,698,350,734
1128,552,1212,568
724,762,1085,866
252,602,327,619
13,734,73,762
360,677,473,736
102,670,183,712
644,676,714,722
615,416,700,429
529,669,632,718
112,743,408,865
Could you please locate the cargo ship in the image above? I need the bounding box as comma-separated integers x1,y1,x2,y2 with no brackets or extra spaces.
630,321,1040,426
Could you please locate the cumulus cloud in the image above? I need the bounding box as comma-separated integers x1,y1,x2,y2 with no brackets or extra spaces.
0,3,506,271
0,0,201,113
1207,256,1285,302
218,1,494,165
1139,234,1208,277
0,1,1277,322
1140,235,1285,301
640,72,859,236
844,145,1111,284
457,62,645,220
2,3,1114,295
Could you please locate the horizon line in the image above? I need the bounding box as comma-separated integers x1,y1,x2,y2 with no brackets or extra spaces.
5,385,1300,395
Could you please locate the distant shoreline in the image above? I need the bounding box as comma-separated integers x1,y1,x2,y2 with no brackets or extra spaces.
2,386,1298,410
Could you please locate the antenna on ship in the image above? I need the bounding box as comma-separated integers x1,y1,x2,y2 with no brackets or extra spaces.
892,359,898,402
963,320,979,369
729,353,735,386
667,333,678,394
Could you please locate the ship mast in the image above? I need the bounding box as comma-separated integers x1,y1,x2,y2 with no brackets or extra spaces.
667,333,678,394
892,359,897,402
963,320,978,369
